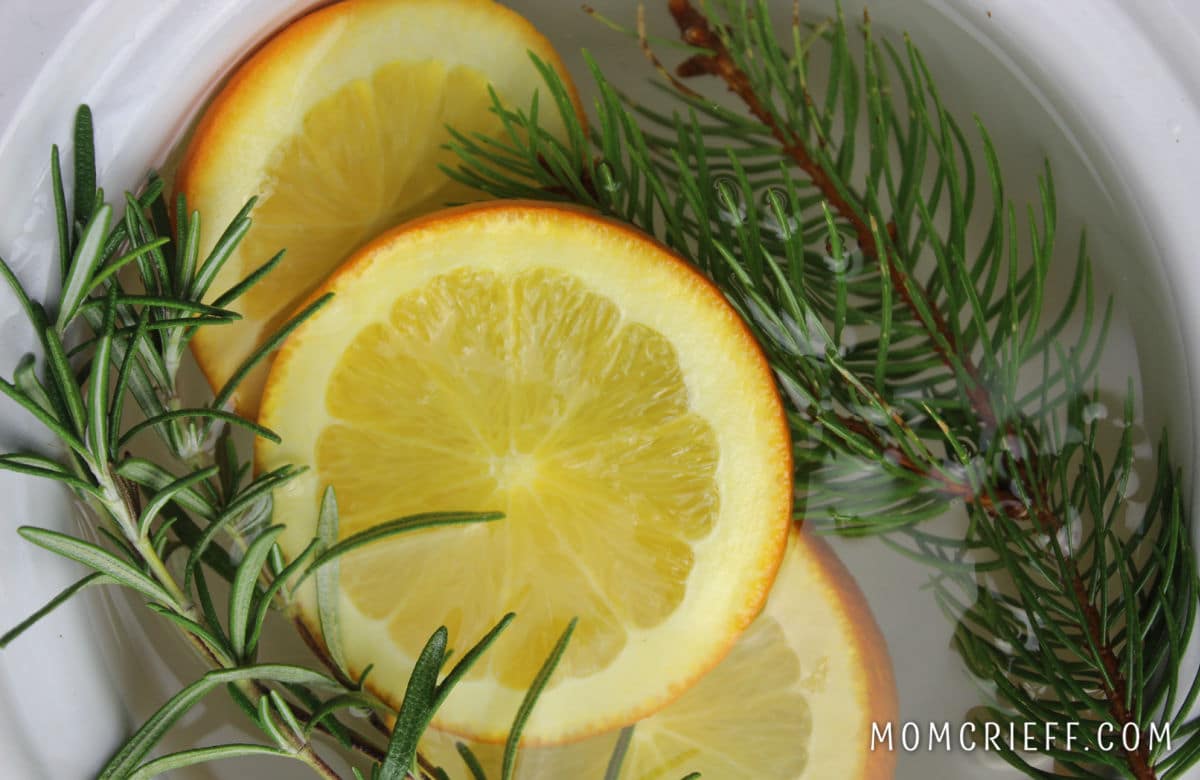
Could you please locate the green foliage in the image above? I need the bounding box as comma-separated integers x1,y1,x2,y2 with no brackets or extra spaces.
0,107,535,780
501,618,577,780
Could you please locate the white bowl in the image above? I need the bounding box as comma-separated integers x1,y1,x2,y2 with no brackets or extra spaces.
1,1,1197,777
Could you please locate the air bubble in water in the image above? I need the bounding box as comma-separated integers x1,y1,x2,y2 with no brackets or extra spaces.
594,161,619,196
777,371,814,411
1006,603,1038,652
1081,401,1108,425
1123,468,1141,498
760,187,800,240
712,174,747,227
840,325,861,352
1057,508,1083,555
1124,501,1147,533
856,404,890,428
823,252,849,273
780,308,829,358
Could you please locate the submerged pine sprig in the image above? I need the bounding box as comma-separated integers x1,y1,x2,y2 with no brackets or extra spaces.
444,1,1200,777
0,106,579,780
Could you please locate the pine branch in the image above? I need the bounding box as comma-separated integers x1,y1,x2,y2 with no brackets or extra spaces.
444,2,1200,777
670,1,979,397
661,7,1155,773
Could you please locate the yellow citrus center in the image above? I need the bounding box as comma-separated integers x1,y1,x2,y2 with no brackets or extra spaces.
239,60,495,334
316,266,721,687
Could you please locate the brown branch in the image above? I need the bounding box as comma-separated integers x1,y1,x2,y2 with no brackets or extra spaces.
659,3,1154,776
539,154,601,203
1069,573,1155,779
826,416,1147,777
264,683,388,764
665,0,998,432
823,408,1029,521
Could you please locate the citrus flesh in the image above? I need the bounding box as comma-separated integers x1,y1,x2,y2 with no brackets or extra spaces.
420,529,898,778
257,202,792,744
178,0,581,414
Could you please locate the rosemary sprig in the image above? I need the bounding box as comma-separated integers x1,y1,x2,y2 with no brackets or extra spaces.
445,1,1200,777
0,107,575,780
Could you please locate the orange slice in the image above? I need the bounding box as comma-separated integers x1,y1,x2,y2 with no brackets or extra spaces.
256,202,793,743
421,529,898,778
178,0,581,414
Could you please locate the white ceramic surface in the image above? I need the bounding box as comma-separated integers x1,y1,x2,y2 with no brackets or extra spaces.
2,1,1200,778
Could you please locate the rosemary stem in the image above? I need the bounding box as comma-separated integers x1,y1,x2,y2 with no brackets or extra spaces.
101,463,197,617
78,456,350,777
147,552,346,777
296,744,343,780
136,535,192,609
118,453,380,776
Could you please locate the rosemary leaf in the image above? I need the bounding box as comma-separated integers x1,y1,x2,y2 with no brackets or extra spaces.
117,407,279,450
56,202,112,330
0,256,44,340
501,618,578,780
136,465,219,539
107,309,151,453
603,725,636,780
71,105,96,232
85,287,116,460
315,486,348,674
301,510,505,588
228,525,285,659
207,248,286,311
432,613,516,712
380,626,449,779
125,744,294,780
98,664,337,780
12,353,59,419
455,743,488,780
0,571,111,648
210,292,333,412
41,325,87,438
86,237,172,294
189,196,257,301
174,205,202,298
117,458,217,520
0,453,101,496
50,145,69,279
245,539,320,658
144,603,232,663
17,527,176,607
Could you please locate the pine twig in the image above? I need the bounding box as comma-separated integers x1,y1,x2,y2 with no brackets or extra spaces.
662,2,1155,777
665,0,998,430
